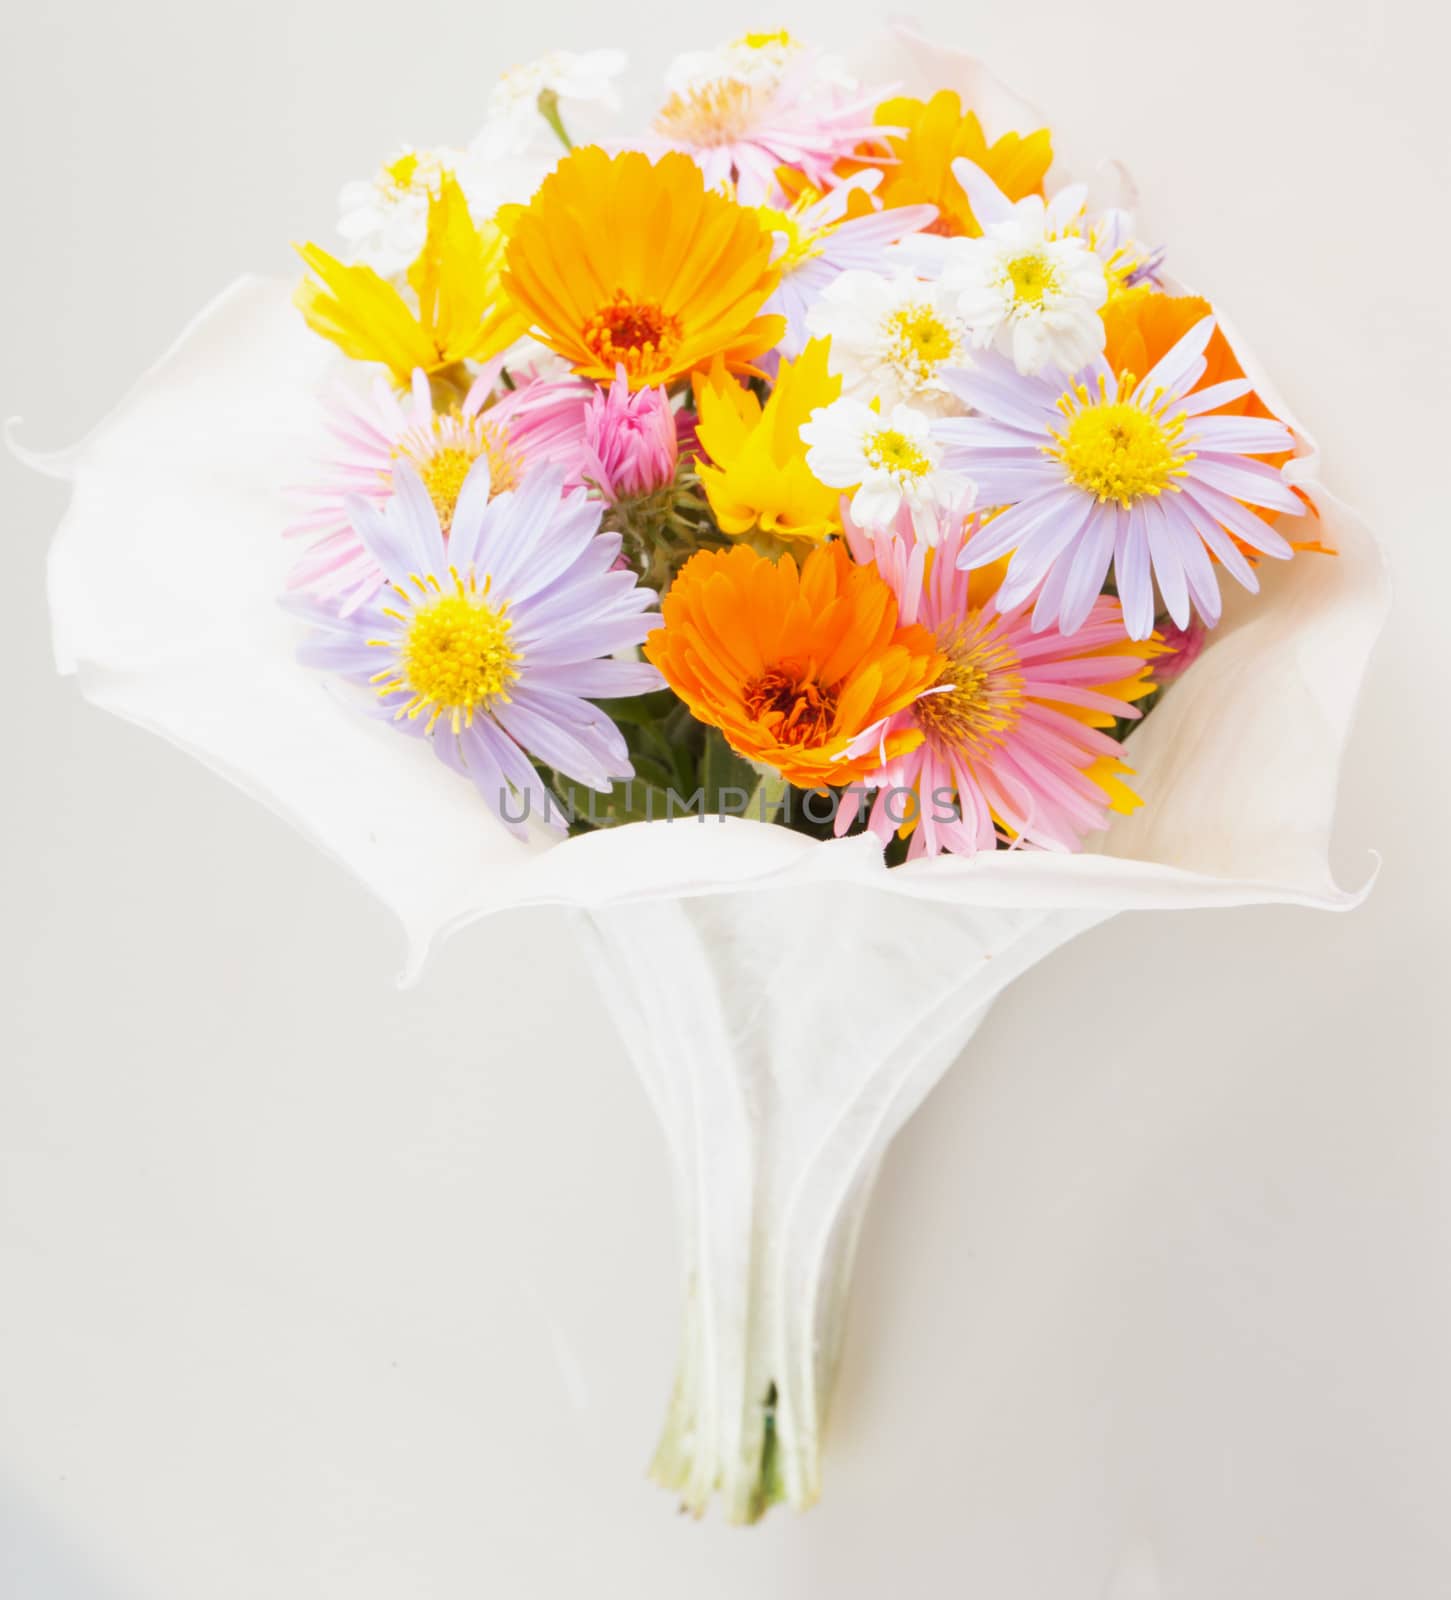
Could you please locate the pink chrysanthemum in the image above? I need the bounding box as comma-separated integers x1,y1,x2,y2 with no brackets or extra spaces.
286,366,593,611
935,316,1304,638
578,368,679,502
644,61,889,204
837,514,1161,858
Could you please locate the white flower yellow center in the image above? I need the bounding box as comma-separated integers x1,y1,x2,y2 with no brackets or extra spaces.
377,149,445,200
882,303,961,387
737,28,796,51
1002,249,1060,307
865,427,932,480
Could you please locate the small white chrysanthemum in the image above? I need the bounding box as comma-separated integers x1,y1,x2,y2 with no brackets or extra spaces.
800,397,976,542
336,147,456,277
476,49,627,157
334,145,529,277
805,271,971,413
666,29,848,93
928,158,1109,376
940,211,1108,376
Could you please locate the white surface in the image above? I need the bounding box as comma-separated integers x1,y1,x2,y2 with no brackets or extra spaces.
1,2,1447,1596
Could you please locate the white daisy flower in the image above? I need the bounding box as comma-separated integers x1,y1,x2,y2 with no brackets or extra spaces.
336,147,456,277
334,145,528,278
925,157,1109,376
666,30,850,94
805,271,972,413
475,49,627,157
800,397,976,542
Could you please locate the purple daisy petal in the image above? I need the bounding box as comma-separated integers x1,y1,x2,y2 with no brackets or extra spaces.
959,487,1081,571
1183,479,1297,558
493,693,617,791
1137,317,1215,404
1174,495,1261,591
949,157,1017,228
444,456,495,570
1056,504,1119,634
388,462,449,575
1178,378,1255,415
995,496,1096,611
1185,415,1295,454
1187,454,1304,517
1140,495,1192,628
1114,502,1156,641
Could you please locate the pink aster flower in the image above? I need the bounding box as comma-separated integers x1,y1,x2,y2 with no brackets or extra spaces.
762,175,938,358
936,316,1305,638
285,366,593,612
289,460,662,837
578,369,679,502
836,513,1161,859
643,59,889,204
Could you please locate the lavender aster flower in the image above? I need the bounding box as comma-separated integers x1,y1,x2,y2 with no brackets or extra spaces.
937,316,1305,638
291,459,662,835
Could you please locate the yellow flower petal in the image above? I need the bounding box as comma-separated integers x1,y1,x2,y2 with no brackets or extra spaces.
295,173,525,381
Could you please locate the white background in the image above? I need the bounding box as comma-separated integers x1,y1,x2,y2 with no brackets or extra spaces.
2,2,1448,1596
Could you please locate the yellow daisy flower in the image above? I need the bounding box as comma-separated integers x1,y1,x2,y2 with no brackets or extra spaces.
294,173,525,382
693,339,843,548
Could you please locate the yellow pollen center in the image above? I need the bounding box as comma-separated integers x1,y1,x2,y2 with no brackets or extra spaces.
655,79,761,148
581,291,684,383
1050,374,1192,507
1004,250,1058,306
383,152,421,192
395,416,518,528
416,448,478,522
369,572,520,735
394,416,520,530
865,428,931,479
916,623,1023,751
739,29,794,48
756,203,831,271
884,304,959,384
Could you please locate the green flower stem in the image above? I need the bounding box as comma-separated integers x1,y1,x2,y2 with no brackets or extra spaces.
746,769,792,826
536,89,573,152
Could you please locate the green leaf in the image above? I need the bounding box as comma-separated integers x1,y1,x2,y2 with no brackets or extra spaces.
700,728,758,816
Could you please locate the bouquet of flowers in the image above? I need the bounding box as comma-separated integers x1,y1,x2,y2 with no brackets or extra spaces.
21,25,1385,1523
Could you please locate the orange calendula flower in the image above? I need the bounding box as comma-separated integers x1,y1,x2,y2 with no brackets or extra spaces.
857,90,1052,238
644,542,944,787
501,148,785,390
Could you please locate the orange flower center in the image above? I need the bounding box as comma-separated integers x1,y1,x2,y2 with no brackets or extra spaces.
744,663,839,746
581,292,684,383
